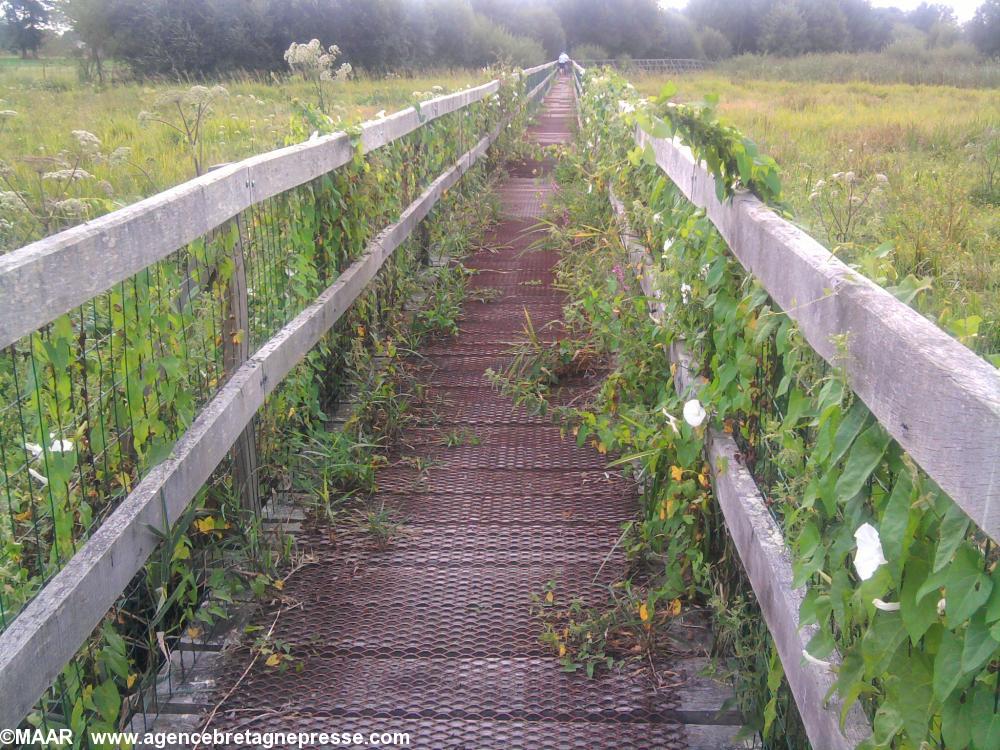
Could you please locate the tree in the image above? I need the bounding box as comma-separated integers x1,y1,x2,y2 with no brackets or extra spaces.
58,0,115,82
839,0,893,50
697,26,732,60
2,0,50,57
658,11,702,59
685,0,770,54
906,2,955,32
968,0,1000,57
801,0,848,52
760,1,808,56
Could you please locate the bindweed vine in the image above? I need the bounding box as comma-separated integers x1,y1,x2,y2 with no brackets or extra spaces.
573,67,1000,750
2,67,536,745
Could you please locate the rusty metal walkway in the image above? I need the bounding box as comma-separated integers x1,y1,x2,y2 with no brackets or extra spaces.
194,76,738,749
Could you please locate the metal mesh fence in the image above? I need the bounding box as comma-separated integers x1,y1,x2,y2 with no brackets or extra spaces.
0,69,546,739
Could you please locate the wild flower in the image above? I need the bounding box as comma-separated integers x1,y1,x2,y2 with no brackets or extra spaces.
53,198,89,217
853,523,887,580
109,146,131,166
0,191,28,213
140,85,229,176
284,39,350,112
683,399,707,427
802,650,832,670
71,130,102,155
872,598,901,611
680,282,692,304
42,169,93,182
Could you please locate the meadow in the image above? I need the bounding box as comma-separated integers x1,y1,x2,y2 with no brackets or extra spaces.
0,56,482,253
633,73,1000,360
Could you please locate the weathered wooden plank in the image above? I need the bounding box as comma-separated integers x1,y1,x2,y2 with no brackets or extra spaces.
0,117,506,728
635,127,1000,539
522,61,556,77
0,80,501,350
609,190,871,749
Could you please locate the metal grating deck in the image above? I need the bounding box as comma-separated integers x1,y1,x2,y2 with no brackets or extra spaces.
195,75,738,750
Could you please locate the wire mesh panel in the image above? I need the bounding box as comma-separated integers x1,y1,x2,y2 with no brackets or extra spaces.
0,67,549,740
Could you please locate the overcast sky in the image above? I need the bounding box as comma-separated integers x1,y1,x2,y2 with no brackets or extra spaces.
659,1,982,22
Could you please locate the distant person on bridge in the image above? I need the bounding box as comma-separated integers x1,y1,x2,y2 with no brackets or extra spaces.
558,52,569,76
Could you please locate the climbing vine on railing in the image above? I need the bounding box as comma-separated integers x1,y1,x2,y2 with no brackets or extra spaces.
576,69,1000,750
2,67,538,745
634,83,782,205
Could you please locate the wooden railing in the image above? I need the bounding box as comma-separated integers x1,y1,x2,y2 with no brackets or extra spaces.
577,58,708,74
0,61,556,728
577,63,1000,750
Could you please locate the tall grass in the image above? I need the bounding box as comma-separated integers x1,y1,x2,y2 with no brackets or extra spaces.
632,73,999,358
0,57,483,252
717,49,1000,89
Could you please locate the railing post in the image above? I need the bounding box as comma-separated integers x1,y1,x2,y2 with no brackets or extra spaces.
221,217,261,515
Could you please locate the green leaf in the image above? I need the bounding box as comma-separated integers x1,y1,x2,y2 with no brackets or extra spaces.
871,703,904,746
934,628,966,702
933,503,971,573
901,548,940,643
831,401,870,466
963,611,1000,676
885,649,933,741
879,471,914,572
862,611,907,677
972,680,1000,748
946,545,993,625
942,689,972,749
92,679,120,724
986,571,1000,623
835,422,891,502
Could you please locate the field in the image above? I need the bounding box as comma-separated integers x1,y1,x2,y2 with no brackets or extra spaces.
633,73,1000,359
0,57,482,253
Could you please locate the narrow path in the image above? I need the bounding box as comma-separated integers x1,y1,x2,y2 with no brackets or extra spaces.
200,76,737,749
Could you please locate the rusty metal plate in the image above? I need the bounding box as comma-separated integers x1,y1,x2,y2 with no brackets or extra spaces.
196,77,733,750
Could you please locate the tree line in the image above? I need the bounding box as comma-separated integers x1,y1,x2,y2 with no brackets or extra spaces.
1,0,998,78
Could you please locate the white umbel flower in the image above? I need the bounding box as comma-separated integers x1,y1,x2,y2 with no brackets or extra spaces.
853,523,887,581
872,599,901,612
682,399,706,427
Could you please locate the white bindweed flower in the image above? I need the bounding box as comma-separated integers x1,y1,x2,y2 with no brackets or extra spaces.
683,399,706,427
872,599,901,611
802,650,832,670
937,598,947,615
652,212,662,224
24,442,43,459
661,408,680,435
663,238,672,253
28,468,48,487
853,523,887,581
49,438,74,453
680,283,692,304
